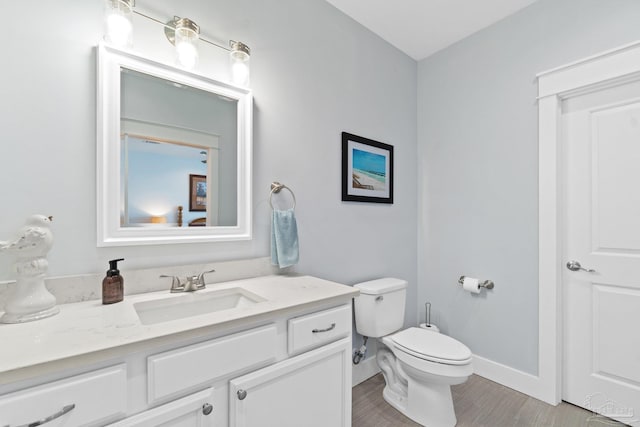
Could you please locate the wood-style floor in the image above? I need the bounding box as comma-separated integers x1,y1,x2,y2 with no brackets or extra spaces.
352,373,627,427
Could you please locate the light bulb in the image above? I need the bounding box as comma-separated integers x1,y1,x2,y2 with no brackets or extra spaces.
173,18,199,70
230,41,250,87
176,40,198,69
106,14,132,47
104,0,133,48
231,61,249,86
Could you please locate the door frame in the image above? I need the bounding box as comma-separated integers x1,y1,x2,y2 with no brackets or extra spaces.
537,40,640,405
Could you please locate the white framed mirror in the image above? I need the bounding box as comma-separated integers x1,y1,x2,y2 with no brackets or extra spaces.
97,44,252,246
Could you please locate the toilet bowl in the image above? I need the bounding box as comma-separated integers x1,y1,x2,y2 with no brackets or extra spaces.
353,278,473,427
380,328,472,426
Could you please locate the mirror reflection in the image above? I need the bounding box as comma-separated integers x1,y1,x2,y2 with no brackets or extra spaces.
120,69,238,228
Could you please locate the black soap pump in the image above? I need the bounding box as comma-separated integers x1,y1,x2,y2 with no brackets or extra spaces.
102,258,124,304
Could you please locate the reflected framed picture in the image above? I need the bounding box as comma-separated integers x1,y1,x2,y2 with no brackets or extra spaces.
189,174,207,211
341,132,394,204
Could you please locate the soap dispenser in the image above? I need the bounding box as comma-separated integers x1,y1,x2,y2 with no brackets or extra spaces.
103,258,124,304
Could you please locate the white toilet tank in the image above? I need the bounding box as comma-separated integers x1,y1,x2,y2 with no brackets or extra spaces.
353,278,407,337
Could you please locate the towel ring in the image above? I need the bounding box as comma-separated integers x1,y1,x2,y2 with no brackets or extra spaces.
270,182,296,210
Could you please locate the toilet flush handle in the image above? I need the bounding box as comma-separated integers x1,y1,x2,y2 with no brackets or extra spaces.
375,296,384,302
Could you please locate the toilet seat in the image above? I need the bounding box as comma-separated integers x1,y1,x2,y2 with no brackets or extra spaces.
391,327,472,365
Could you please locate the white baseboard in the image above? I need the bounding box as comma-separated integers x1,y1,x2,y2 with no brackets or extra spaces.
472,354,552,404
352,356,380,387
350,352,552,404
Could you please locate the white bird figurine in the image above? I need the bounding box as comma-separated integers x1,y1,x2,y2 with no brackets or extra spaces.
0,214,58,323
0,215,54,260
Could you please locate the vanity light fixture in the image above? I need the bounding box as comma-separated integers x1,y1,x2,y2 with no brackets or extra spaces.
104,0,134,48
165,16,200,70
105,5,252,86
229,40,251,87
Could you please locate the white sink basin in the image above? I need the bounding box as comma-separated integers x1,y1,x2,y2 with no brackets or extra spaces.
134,287,267,325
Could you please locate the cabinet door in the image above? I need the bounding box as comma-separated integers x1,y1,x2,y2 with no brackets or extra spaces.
229,338,351,427
108,388,214,427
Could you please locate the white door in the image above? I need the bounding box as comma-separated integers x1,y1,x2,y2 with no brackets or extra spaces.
563,78,640,426
229,338,352,427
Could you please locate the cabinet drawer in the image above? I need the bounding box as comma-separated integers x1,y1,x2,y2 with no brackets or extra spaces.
148,324,277,404
108,388,214,427
288,305,351,355
0,364,127,427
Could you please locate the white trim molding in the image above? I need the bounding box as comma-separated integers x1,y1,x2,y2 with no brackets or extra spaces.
472,355,549,401
536,40,640,405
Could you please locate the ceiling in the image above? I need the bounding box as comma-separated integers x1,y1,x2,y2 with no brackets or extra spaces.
325,0,541,60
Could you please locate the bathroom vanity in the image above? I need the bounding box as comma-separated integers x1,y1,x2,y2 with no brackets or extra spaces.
0,275,358,426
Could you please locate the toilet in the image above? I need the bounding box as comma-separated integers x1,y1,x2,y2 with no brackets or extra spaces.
353,278,472,427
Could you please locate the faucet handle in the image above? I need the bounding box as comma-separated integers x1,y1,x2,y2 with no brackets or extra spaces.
160,275,184,292
197,269,216,285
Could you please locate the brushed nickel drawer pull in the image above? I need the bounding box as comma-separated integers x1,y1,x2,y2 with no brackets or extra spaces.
12,404,75,427
312,323,336,333
202,403,213,415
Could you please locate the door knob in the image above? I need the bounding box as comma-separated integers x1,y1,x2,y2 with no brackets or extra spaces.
566,260,596,273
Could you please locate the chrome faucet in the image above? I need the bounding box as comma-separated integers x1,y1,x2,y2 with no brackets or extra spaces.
160,269,215,293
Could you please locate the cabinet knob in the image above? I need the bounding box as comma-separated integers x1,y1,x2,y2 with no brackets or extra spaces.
202,403,213,416
237,389,247,400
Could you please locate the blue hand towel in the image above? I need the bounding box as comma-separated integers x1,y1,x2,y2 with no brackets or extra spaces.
271,208,299,268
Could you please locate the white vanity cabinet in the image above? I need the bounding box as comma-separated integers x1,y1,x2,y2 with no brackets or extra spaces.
0,301,353,427
138,303,351,427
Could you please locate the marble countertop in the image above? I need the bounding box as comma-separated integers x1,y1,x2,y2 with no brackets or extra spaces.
0,275,358,383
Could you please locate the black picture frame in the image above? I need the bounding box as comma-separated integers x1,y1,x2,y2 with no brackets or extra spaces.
341,132,394,204
189,174,207,211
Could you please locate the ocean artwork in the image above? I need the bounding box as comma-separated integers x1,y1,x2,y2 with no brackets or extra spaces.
352,149,386,191
342,132,393,203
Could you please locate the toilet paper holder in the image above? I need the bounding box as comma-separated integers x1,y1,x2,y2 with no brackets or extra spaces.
458,276,495,289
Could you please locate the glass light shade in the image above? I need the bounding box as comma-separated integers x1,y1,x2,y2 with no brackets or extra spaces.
174,22,199,70
230,41,250,87
105,0,133,48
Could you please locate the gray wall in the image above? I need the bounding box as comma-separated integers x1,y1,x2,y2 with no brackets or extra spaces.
0,1,417,328
417,0,640,374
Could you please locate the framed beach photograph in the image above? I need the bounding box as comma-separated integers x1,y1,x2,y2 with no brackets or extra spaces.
341,132,394,204
189,174,207,211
